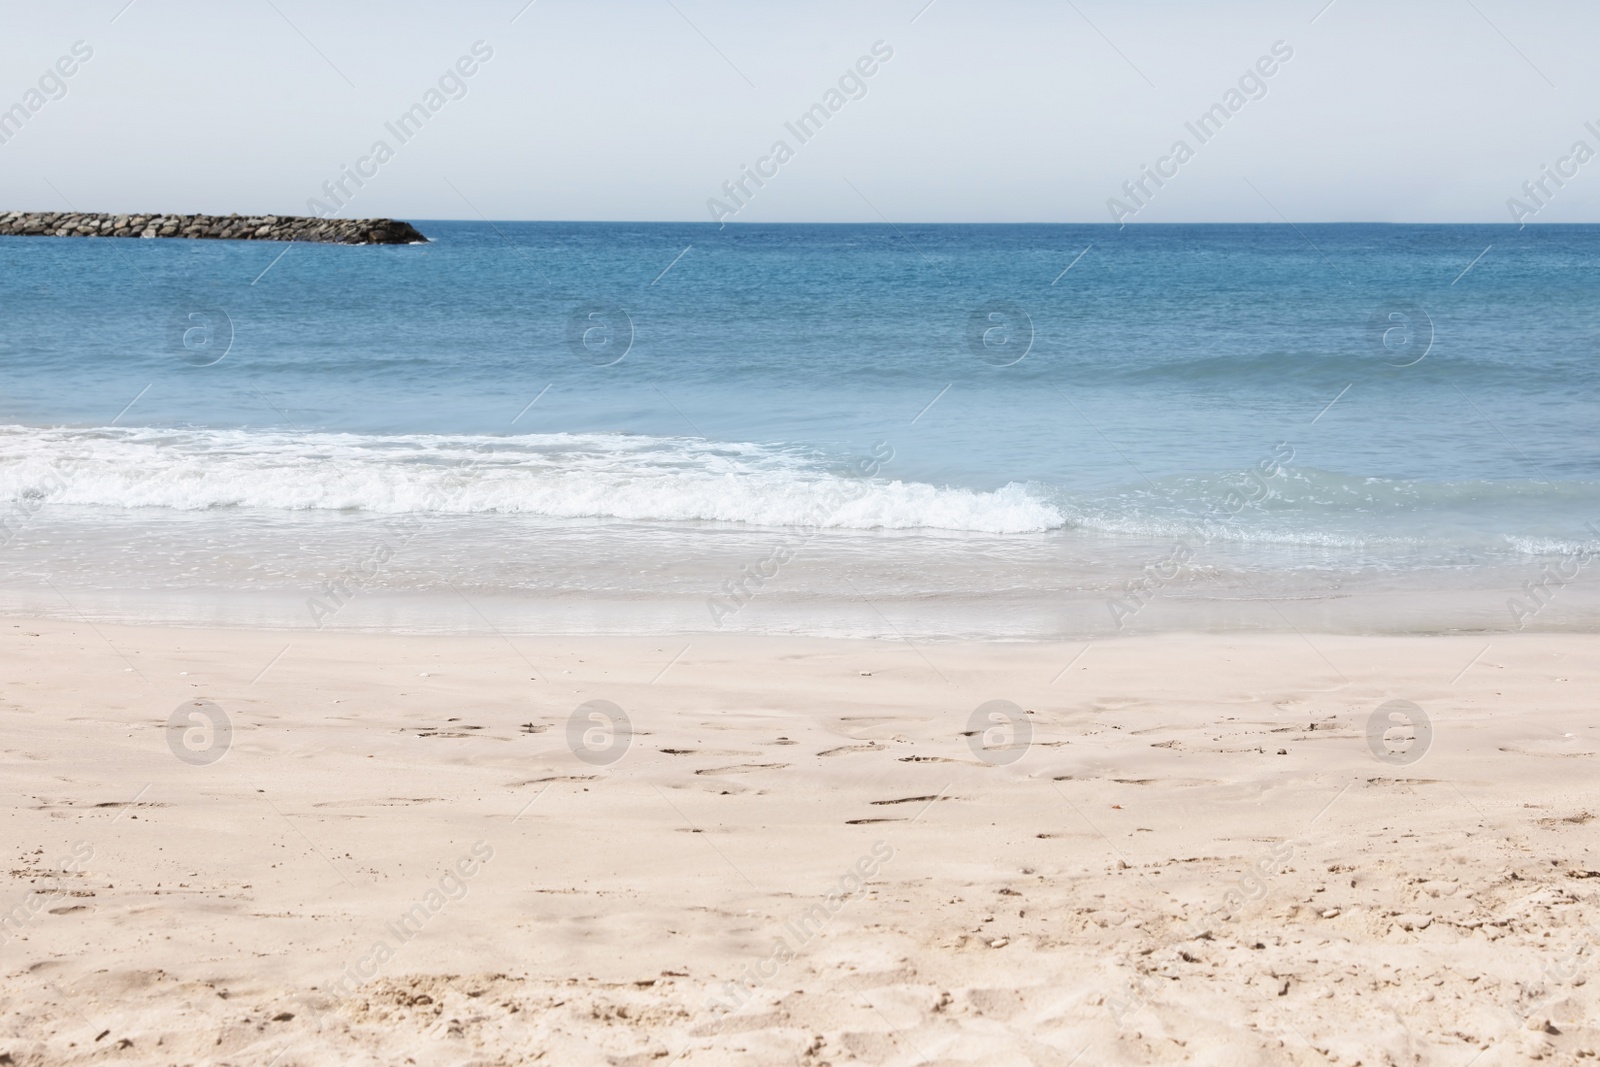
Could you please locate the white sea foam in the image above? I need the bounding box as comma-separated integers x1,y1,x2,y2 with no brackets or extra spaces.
0,425,1066,534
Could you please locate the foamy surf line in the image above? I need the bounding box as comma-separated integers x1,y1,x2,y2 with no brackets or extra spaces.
0,424,1066,534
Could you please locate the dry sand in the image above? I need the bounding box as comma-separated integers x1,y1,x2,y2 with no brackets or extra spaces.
1,620,1597,1065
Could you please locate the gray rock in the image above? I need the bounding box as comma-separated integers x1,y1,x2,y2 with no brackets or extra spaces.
0,211,427,244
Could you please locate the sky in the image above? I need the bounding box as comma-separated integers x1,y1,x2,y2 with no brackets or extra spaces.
1,0,1598,223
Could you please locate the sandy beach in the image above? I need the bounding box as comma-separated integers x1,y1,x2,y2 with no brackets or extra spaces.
7,1,1600,1063
2,620,1596,1065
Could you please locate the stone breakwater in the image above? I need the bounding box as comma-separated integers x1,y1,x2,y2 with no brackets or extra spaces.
0,212,426,244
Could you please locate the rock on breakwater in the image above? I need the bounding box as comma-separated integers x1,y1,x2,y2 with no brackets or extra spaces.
0,211,426,244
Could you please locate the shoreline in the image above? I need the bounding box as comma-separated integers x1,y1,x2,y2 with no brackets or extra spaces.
3,621,1596,1063
3,575,1596,641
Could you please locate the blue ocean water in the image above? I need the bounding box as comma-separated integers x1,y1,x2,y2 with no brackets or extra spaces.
0,222,1596,636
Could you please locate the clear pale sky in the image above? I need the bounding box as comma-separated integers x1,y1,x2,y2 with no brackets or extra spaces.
2,0,1597,223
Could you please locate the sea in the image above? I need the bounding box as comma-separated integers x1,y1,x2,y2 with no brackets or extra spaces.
1,222,1596,639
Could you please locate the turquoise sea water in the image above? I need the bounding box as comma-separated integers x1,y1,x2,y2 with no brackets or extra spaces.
0,222,1595,636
